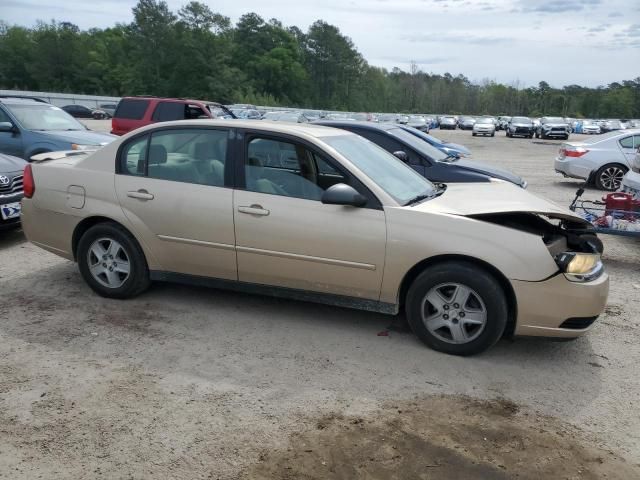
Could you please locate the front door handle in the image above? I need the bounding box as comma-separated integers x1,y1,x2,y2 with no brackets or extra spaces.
238,204,270,216
127,189,154,200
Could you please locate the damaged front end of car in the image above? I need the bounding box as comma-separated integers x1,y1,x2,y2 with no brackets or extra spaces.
469,211,604,282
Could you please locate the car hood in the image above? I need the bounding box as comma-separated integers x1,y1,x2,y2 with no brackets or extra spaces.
510,122,532,128
542,123,568,128
37,130,116,145
0,153,27,172
412,181,588,224
452,159,524,186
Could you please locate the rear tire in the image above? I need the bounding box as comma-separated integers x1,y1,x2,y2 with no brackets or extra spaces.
77,222,150,299
594,164,627,191
406,262,508,356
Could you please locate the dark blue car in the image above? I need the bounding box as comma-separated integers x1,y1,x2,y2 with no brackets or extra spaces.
398,125,472,158
314,121,526,188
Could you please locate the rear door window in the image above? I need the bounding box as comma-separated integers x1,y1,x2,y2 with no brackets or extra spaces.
152,102,186,122
619,136,634,149
114,99,149,120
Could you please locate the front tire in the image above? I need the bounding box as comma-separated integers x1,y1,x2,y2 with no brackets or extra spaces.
595,164,627,191
406,262,508,356
77,222,150,299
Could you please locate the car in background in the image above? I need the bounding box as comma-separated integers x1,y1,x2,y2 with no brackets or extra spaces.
314,121,526,187
111,97,235,135
582,121,601,135
99,103,118,118
620,146,640,198
399,125,472,158
325,113,354,121
601,120,624,133
303,110,326,121
407,115,430,132
497,117,511,131
555,129,640,190
536,117,570,140
62,104,108,120
472,118,496,137
439,116,457,130
350,112,374,122
0,152,26,230
506,117,534,138
458,117,476,130
261,111,309,123
0,97,115,160
21,119,607,355
232,108,262,120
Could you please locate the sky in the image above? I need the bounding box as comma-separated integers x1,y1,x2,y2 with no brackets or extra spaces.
2,0,639,88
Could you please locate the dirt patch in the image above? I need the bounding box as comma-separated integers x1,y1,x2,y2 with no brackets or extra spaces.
247,395,638,480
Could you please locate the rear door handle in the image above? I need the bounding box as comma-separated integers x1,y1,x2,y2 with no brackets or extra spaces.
238,204,270,216
127,189,154,200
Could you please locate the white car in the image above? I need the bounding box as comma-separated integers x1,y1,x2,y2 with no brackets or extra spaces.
620,146,640,198
472,118,496,137
555,129,640,190
582,121,601,135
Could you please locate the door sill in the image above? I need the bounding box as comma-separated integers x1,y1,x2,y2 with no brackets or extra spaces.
149,271,398,315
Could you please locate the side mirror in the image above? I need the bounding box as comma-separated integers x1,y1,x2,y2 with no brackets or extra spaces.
0,122,15,133
393,151,409,163
321,183,367,208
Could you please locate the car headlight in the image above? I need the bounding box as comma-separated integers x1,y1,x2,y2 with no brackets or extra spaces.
71,144,95,150
555,252,603,282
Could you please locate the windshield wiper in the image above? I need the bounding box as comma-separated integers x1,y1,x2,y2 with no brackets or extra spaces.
404,192,435,206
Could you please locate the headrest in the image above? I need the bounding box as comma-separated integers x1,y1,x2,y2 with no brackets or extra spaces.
148,144,167,165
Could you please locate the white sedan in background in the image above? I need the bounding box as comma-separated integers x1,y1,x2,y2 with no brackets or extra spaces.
620,146,640,198
555,129,640,190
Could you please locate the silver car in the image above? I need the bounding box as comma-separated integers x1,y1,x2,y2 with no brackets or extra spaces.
555,129,640,190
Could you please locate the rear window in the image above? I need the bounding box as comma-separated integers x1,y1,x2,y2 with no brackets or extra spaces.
114,99,149,120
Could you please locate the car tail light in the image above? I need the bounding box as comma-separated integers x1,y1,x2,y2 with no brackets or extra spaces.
23,164,35,198
564,147,589,157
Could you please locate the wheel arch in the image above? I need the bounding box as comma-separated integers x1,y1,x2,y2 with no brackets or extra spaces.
398,254,518,337
72,216,135,261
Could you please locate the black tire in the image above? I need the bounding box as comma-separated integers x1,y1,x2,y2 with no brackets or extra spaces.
77,222,150,299
529,134,534,139
540,131,546,139
472,132,476,136
535,131,540,139
491,132,495,137
594,163,627,191
405,261,508,356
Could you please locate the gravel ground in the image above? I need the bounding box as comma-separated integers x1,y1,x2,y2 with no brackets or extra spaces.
1,121,639,479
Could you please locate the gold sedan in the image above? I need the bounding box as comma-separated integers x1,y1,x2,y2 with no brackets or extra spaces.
20,120,608,355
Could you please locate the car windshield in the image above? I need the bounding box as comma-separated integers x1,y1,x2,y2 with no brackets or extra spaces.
323,134,436,204
476,118,493,124
512,117,531,123
9,104,86,131
409,116,426,123
388,127,449,161
543,117,564,123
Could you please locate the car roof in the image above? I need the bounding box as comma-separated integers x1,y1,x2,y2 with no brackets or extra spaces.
122,119,352,139
0,97,51,105
121,96,223,106
314,120,397,132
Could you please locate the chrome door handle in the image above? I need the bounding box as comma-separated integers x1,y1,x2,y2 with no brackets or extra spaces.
238,204,270,216
127,189,154,200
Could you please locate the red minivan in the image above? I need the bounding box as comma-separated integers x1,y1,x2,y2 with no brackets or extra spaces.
111,97,235,135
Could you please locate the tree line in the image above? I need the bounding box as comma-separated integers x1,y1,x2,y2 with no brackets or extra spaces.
1,0,638,118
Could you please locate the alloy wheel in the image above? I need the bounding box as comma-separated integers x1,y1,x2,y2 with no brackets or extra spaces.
599,166,625,190
87,237,131,288
420,283,487,344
